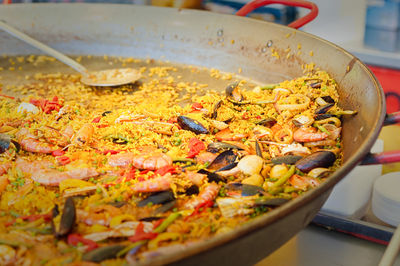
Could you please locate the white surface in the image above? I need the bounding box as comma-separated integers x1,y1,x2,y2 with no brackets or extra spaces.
299,0,400,68
372,171,400,227
321,139,384,218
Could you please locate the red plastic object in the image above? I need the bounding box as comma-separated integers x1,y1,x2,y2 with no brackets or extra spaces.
369,65,400,114
236,0,319,29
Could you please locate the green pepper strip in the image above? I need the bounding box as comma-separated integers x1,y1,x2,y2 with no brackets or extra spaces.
117,212,182,257
271,165,295,188
313,123,331,135
154,212,181,233
261,84,277,90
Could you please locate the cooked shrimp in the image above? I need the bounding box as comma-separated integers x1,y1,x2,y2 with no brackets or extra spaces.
38,125,69,147
76,205,122,226
31,167,99,186
16,128,58,154
16,158,99,186
72,123,94,146
215,128,247,141
132,148,172,170
293,127,328,142
0,245,16,265
108,152,136,168
194,151,218,165
131,173,172,193
184,182,220,209
185,171,206,186
289,174,320,190
0,162,10,176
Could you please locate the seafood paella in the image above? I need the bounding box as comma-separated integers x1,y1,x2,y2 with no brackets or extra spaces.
0,55,355,265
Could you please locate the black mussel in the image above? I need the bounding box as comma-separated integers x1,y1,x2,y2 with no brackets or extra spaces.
215,162,237,172
0,134,11,154
315,103,334,115
139,216,164,222
314,114,334,120
225,182,265,196
207,142,244,153
102,111,112,116
153,200,176,215
82,244,127,263
108,201,127,208
197,169,224,183
271,155,303,165
255,197,289,207
112,138,128,145
295,151,336,173
255,117,277,128
211,100,222,119
255,140,263,158
309,81,322,88
137,191,175,207
321,96,335,103
54,197,75,238
225,82,244,102
207,150,237,171
177,116,209,135
185,185,199,195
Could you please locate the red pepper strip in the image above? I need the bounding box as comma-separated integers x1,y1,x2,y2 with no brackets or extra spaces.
184,200,214,221
191,102,203,111
0,94,15,99
30,96,62,114
187,137,206,158
52,149,65,157
102,149,120,155
5,212,53,227
125,168,136,181
128,222,158,243
152,219,164,229
56,156,71,166
154,165,176,177
67,233,98,251
96,124,110,128
91,116,101,123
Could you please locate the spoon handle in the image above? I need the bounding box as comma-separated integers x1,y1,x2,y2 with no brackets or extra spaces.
0,20,87,75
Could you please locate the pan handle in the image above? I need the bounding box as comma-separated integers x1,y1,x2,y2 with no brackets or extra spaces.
361,111,400,165
235,0,319,29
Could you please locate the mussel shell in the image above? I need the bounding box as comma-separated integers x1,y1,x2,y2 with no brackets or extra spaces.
0,134,11,154
225,82,243,102
82,244,127,263
315,103,334,115
139,216,164,222
295,151,336,173
112,138,128,145
177,116,209,135
197,169,224,183
102,111,112,116
309,81,321,88
207,142,244,153
207,150,237,171
255,140,263,158
225,182,265,196
314,114,335,120
215,162,237,172
255,117,277,128
271,155,303,165
153,200,176,215
255,197,289,207
321,96,335,103
55,197,75,237
211,100,222,119
137,191,175,207
185,185,199,195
